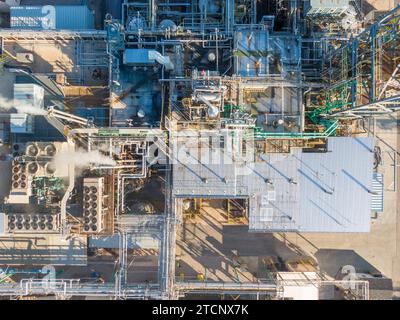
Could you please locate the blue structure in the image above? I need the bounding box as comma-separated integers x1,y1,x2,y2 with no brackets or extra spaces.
10,5,95,30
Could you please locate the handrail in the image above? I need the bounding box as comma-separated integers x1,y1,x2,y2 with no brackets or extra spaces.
254,121,338,139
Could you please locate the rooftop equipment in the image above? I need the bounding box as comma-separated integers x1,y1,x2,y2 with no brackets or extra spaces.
123,49,174,70
6,213,59,233
82,178,105,234
304,0,350,16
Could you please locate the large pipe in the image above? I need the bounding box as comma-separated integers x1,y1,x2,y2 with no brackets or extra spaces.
148,50,174,70
177,281,277,293
60,140,76,236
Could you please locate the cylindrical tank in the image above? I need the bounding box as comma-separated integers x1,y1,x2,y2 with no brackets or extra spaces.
207,51,216,62
159,19,177,32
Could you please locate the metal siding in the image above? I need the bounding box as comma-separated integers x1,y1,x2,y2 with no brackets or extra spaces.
10,5,94,30
55,5,94,30
10,6,43,29
123,49,152,65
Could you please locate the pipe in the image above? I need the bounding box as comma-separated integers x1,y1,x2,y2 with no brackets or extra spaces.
148,50,174,70
60,140,76,236
195,93,220,118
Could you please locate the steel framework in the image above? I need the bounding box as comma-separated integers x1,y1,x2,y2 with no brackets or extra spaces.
319,5,400,119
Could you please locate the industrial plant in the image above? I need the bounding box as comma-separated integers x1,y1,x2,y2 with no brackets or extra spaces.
0,0,399,300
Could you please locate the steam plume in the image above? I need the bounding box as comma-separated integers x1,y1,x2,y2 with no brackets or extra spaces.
0,96,47,116
52,149,116,171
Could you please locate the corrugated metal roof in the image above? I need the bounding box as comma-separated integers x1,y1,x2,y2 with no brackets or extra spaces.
123,49,153,65
297,137,373,232
10,5,94,30
371,173,384,212
305,0,350,16
172,136,374,233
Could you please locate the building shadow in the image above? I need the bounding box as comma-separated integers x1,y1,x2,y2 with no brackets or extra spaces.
314,248,381,278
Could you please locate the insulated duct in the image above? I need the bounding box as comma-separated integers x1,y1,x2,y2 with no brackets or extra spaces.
148,50,174,71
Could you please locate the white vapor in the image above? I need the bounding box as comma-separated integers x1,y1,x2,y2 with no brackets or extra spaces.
52,149,116,172
0,96,47,115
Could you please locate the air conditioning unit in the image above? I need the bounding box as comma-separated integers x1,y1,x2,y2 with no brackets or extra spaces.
25,142,39,157
16,53,34,64
81,178,104,234
7,213,59,233
11,162,27,191
26,142,58,157
27,161,39,175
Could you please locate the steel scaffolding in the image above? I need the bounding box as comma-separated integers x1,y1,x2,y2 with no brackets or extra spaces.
319,5,400,119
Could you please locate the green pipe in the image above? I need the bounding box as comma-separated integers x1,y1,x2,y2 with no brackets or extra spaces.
254,121,338,139
0,274,12,284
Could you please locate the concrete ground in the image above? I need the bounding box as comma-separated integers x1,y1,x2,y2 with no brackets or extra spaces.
175,113,399,298
283,113,400,296
55,250,159,284
3,39,107,86
363,0,399,13
176,200,308,283
0,234,88,265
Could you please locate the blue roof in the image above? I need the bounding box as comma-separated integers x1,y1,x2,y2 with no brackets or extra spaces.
10,5,94,30
123,49,153,65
